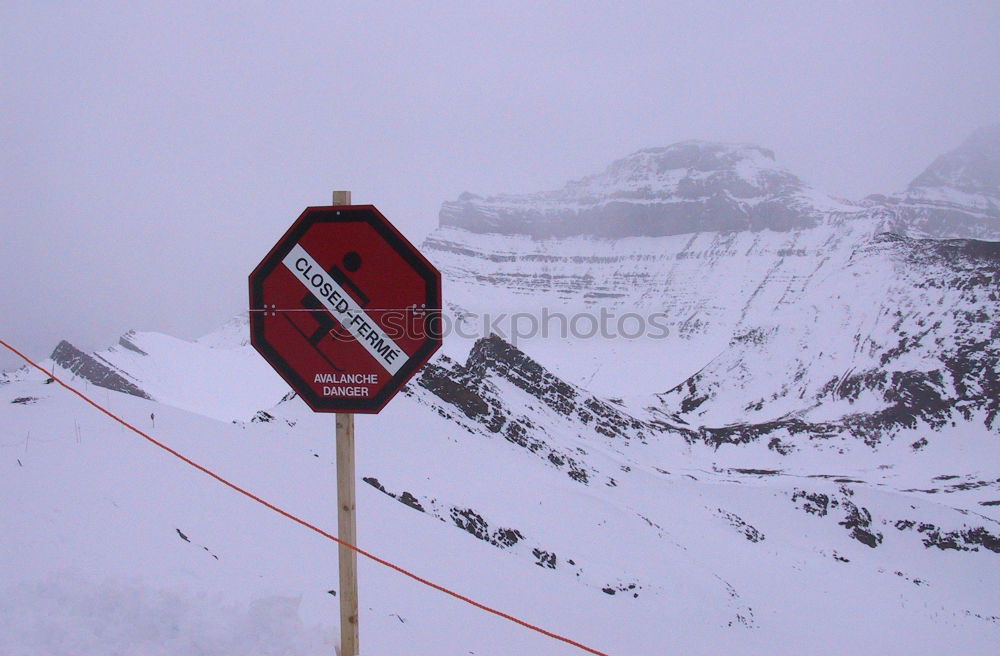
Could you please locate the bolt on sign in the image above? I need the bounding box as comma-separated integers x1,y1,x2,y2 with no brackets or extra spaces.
249,205,442,413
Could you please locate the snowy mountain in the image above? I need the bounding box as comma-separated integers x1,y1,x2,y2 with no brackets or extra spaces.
653,234,1000,442
5,126,1000,654
425,128,1000,437
441,141,860,238
871,124,1000,240
424,217,883,398
48,324,289,421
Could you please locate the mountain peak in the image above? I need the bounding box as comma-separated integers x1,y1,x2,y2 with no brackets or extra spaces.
438,140,852,239
624,140,776,168
909,124,1000,196
584,140,786,196
584,139,781,187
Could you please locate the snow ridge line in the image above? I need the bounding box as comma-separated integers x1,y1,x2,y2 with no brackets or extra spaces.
0,338,608,656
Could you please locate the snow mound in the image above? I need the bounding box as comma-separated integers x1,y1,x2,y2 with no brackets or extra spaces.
0,572,333,656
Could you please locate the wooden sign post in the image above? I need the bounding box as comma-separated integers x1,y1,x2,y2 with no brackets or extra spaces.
248,189,442,656
332,190,360,656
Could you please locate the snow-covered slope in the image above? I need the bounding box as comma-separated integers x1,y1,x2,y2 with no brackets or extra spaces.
48,320,289,422
423,130,1000,443
424,217,882,397
4,334,1000,655
653,234,1000,442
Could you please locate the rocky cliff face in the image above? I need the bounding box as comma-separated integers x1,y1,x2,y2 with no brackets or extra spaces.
653,233,1000,447
440,141,860,239
50,339,152,399
441,128,1000,242
409,334,660,485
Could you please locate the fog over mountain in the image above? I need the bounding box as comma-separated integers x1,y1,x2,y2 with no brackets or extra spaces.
441,140,856,238
441,125,1000,241
872,124,1000,240
5,2,999,377
909,124,1000,196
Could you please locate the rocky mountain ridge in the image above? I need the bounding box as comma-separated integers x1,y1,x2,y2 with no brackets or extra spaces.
441,126,1000,241
441,140,859,239
909,125,1000,197
871,125,1000,240
653,233,1000,438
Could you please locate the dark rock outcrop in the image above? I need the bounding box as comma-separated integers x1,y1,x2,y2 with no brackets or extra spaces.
50,340,151,400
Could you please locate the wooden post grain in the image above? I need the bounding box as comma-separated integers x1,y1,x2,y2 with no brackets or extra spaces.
336,412,358,656
332,189,359,656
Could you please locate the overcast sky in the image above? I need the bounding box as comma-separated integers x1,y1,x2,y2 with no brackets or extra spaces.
2,1,999,370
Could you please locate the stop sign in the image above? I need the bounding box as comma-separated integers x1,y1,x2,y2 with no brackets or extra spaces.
249,205,442,413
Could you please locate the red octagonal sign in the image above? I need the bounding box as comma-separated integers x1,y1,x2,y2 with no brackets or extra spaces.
249,205,442,413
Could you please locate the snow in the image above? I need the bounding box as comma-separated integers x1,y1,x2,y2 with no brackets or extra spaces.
458,174,853,216
0,573,331,656
425,219,882,398
4,135,1000,653
3,342,1000,654
895,185,999,217
441,140,861,224
55,323,290,422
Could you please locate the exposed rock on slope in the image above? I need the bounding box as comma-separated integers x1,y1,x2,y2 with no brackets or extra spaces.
653,234,1000,444
441,141,859,238
50,339,151,399
409,334,665,484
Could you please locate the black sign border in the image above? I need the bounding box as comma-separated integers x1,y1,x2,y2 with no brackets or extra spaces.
249,205,442,414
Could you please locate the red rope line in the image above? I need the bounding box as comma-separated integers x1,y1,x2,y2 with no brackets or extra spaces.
1,338,608,656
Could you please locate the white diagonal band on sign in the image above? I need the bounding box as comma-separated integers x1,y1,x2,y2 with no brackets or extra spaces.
281,243,406,375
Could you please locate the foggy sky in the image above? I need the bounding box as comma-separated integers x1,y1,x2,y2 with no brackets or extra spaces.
2,1,999,371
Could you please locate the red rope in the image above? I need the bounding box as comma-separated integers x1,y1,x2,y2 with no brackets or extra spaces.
1,338,608,656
